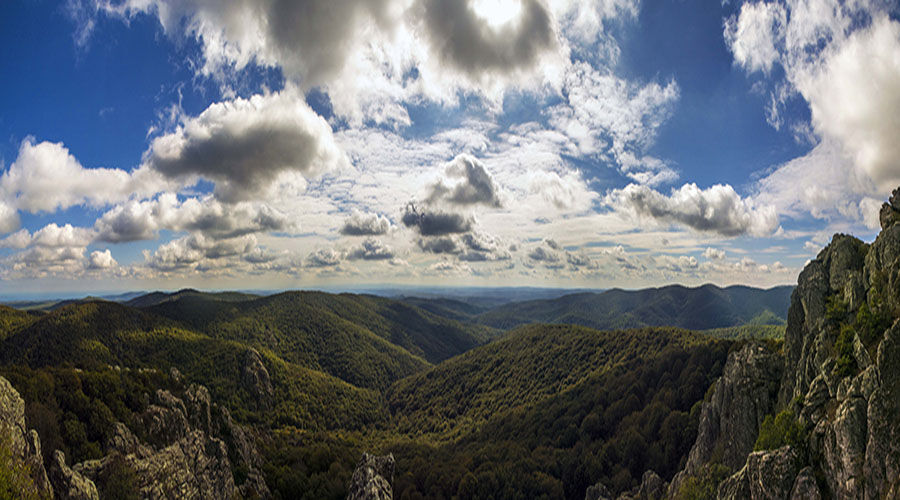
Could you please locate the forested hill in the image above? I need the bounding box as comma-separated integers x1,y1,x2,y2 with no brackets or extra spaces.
140,290,498,364
473,283,793,331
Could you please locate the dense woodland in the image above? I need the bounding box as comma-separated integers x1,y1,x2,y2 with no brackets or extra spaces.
0,286,790,499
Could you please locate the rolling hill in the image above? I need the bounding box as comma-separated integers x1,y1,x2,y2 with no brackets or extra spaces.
142,290,498,366
474,284,793,331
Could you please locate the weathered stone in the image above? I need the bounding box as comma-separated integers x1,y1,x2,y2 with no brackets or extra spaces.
183,384,212,435
243,348,274,410
138,390,191,448
668,343,782,496
76,386,268,499
0,375,53,498
585,481,613,500
789,467,821,500
636,470,665,500
49,450,99,500
105,421,147,456
717,446,801,500
348,453,394,500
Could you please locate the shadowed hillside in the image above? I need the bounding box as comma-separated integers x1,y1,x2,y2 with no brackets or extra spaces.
475,284,793,331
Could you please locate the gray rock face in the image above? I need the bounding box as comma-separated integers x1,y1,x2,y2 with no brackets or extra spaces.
714,188,900,499
790,467,821,500
76,385,269,499
584,481,613,500
717,446,803,500
49,450,99,500
348,453,395,500
243,348,274,410
0,375,55,498
668,343,782,496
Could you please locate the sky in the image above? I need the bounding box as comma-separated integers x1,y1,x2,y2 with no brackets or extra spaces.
0,0,899,294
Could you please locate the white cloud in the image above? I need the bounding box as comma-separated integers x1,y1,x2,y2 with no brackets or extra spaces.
549,61,680,184
340,210,393,236
1,138,168,214
703,247,726,260
723,1,786,74
145,89,348,202
796,16,900,193
94,194,292,243
0,224,94,249
727,3,900,226
88,249,118,270
426,154,502,207
306,247,343,268
607,183,779,237
346,238,395,260
0,201,19,235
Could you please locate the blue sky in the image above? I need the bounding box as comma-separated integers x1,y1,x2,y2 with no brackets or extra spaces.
0,0,898,294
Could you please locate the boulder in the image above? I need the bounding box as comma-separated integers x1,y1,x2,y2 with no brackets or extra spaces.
717,446,801,500
49,450,99,500
348,453,394,500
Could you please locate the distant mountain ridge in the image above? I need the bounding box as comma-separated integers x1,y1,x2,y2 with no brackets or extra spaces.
474,283,794,331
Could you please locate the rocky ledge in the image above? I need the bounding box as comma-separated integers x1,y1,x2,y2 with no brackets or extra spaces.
0,375,269,499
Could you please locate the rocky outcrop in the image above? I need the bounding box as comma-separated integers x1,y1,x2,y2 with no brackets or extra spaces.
707,188,900,499
348,453,395,500
717,446,806,500
585,481,613,500
242,348,274,410
75,386,269,499
0,375,54,498
667,342,782,496
49,450,99,500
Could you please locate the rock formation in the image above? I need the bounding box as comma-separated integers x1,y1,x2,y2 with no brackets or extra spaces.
606,188,900,499
347,453,395,500
667,343,782,496
1,373,268,499
0,375,54,498
242,348,274,410
75,385,270,499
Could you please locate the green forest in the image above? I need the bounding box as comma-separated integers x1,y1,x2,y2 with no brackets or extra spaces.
0,286,789,499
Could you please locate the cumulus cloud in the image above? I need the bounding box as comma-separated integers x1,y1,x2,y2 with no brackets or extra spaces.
607,183,779,237
145,90,347,202
797,17,900,192
0,201,19,235
0,224,94,249
727,3,900,223
426,154,502,207
1,138,167,214
723,1,786,74
401,203,474,236
418,236,462,254
347,238,395,260
88,249,118,270
528,245,560,263
142,233,259,272
94,194,292,243
340,210,392,236
418,0,557,82
305,247,343,268
703,247,726,260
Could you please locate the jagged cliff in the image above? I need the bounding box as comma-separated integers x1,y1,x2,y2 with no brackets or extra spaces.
0,373,269,499
589,188,900,499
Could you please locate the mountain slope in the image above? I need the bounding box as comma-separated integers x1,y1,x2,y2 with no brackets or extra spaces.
146,291,496,366
475,284,793,331
0,301,386,431
384,323,732,499
387,323,719,438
